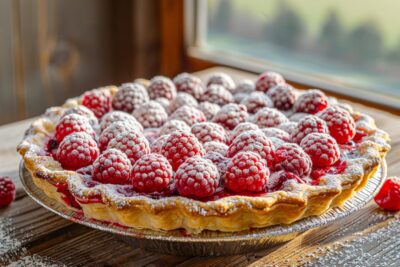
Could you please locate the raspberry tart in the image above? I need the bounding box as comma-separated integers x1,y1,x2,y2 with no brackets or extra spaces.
18,72,390,234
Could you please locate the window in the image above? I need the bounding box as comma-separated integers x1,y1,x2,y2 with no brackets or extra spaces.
186,0,400,109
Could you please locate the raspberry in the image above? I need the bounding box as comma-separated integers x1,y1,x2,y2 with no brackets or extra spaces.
273,143,312,177
0,177,16,207
159,120,190,136
212,103,248,130
241,92,273,114
267,84,297,110
268,137,286,148
293,89,329,114
227,130,275,167
173,73,204,99
175,156,219,198
207,72,235,92
133,101,168,128
318,106,356,144
147,76,177,100
225,152,269,193
230,122,260,143
253,107,289,128
201,84,233,106
108,130,150,165
256,71,285,93
374,177,400,211
92,149,132,184
267,171,304,191
131,153,173,193
62,106,98,128
82,89,111,118
300,133,340,167
98,121,137,151
100,111,143,132
169,105,206,126
233,79,255,95
150,135,170,154
261,128,290,142
112,83,149,113
161,131,205,171
203,141,229,156
154,97,170,110
167,92,198,114
290,115,328,144
277,121,297,135
203,151,229,175
56,132,99,170
55,114,96,143
233,93,248,104
191,122,228,144
197,102,220,121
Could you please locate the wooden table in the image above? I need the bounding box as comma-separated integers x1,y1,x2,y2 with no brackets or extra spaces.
1,67,399,266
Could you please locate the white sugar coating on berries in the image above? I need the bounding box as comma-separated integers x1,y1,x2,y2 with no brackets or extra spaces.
197,101,220,121
131,153,173,193
240,91,273,114
133,101,168,128
167,92,198,114
277,121,298,135
98,121,138,151
200,84,233,106
92,148,132,184
261,127,290,142
191,122,227,144
268,136,286,148
173,72,204,99
253,107,289,128
147,76,177,100
168,105,206,126
212,103,248,130
203,141,229,156
154,97,170,110
273,143,312,177
62,106,98,127
289,112,308,122
175,156,220,198
112,83,149,113
107,130,150,165
203,151,229,175
0,177,16,207
293,89,329,114
267,170,303,191
267,84,297,110
300,133,340,167
82,89,111,118
206,72,235,92
100,111,143,132
55,113,96,143
290,115,329,144
233,92,248,104
333,103,354,114
256,71,285,93
233,79,255,94
231,122,260,142
150,134,170,153
159,120,190,136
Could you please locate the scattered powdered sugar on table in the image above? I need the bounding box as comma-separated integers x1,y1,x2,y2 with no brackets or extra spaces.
6,255,66,267
0,218,25,260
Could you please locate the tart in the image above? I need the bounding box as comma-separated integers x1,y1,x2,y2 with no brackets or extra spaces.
17,71,390,234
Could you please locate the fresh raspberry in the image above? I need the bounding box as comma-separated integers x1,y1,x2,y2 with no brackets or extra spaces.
108,130,150,165
233,79,255,95
273,143,312,177
207,72,235,92
147,76,177,100
82,89,111,118
175,156,219,198
201,84,233,106
203,151,229,175
159,120,190,136
225,152,269,193
230,122,260,143
318,106,356,144
290,115,328,144
261,128,290,142
197,101,220,121
203,141,229,156
268,137,286,148
167,92,198,114
169,105,206,126
256,71,285,93
267,171,304,191
212,103,248,130
191,122,228,144
374,177,400,211
253,107,289,128
62,106,98,128
293,89,329,114
56,132,99,170
98,121,137,151
300,133,340,167
154,97,170,110
277,121,298,135
240,92,273,114
289,112,308,122
0,177,16,207
55,114,96,143
227,130,275,167
100,111,143,132
131,153,173,193
133,101,168,128
92,149,132,184
267,84,297,110
161,131,205,171
112,83,149,113
150,135,170,154
173,73,204,99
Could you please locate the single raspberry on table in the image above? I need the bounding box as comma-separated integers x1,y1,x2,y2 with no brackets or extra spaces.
255,71,285,93
233,79,255,95
173,72,204,99
230,122,260,143
318,106,356,144
293,89,329,114
197,101,220,121
150,134,170,154
203,141,229,156
261,127,290,142
267,84,297,111
191,122,228,144
161,131,205,171
201,84,233,106
224,151,270,193
290,115,328,144
167,92,198,114
168,105,206,126
62,106,98,128
300,133,340,167
55,114,96,143
56,132,99,170
112,83,149,113
98,121,137,151
0,177,16,207
82,89,111,118
273,143,312,177
147,76,177,100
253,107,289,128
131,153,173,193
108,130,150,165
133,101,168,128
175,156,219,198
374,177,400,211
240,92,273,114
267,171,304,192
100,111,143,132
203,151,229,175
92,148,132,184
206,72,235,92
159,120,190,136
212,103,248,130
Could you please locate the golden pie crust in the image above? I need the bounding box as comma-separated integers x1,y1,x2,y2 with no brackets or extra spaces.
17,86,390,233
